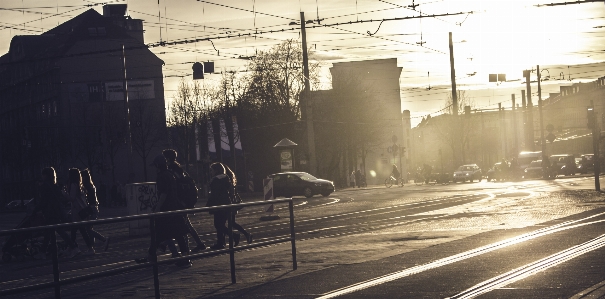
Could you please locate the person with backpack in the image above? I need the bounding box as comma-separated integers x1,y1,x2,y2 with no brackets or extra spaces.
206,162,252,250
34,167,80,258
163,149,207,253
137,155,192,267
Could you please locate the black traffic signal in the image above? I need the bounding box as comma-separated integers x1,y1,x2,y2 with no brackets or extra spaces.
193,62,204,80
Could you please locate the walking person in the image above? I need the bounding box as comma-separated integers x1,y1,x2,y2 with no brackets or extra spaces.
162,149,207,253
34,167,80,258
355,169,362,188
349,171,356,187
206,162,252,250
223,163,252,246
137,155,192,267
81,169,110,252
64,168,96,255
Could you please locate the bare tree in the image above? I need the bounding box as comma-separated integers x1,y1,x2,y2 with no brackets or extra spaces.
131,100,167,181
167,79,208,172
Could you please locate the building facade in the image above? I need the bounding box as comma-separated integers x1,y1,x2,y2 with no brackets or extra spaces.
0,5,167,205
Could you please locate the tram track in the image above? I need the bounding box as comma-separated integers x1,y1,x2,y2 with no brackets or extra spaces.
317,211,605,299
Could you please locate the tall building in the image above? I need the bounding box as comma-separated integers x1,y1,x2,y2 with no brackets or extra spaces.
311,58,404,185
0,5,166,204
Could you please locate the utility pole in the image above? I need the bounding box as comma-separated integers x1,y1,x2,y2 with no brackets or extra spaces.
449,32,458,116
521,90,527,150
512,94,518,156
523,70,535,151
448,32,459,166
537,65,547,178
300,12,317,175
122,45,134,183
588,101,601,191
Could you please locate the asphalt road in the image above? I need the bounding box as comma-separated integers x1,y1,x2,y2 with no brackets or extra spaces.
1,175,605,298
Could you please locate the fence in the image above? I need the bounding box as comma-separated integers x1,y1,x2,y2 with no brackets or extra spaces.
0,198,297,299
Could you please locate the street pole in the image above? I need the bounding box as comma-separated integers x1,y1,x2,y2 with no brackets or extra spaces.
122,45,134,183
512,94,518,156
448,32,459,166
589,101,601,191
523,70,535,151
300,12,317,175
537,65,547,179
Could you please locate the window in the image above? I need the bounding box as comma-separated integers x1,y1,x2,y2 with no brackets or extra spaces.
88,27,97,36
97,27,106,36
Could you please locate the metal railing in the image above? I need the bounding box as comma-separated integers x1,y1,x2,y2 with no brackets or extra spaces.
0,198,297,299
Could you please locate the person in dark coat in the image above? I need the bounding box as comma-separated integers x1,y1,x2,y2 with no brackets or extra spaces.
137,155,192,267
64,168,95,255
33,167,79,258
223,163,252,246
163,149,206,252
206,162,252,249
81,168,110,252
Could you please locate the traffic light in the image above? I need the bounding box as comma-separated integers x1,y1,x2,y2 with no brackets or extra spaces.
192,62,204,80
587,106,595,129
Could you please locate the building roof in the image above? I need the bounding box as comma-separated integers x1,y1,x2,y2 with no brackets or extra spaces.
1,8,155,65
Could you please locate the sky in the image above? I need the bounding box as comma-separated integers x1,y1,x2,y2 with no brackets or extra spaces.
2,0,605,126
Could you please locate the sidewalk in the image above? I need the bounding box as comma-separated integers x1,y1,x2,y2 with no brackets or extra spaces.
40,189,605,299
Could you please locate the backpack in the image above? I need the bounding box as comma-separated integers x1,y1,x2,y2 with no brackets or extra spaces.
171,170,198,209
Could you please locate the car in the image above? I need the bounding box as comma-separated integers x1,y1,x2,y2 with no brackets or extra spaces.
579,154,595,174
549,154,576,176
268,172,335,198
486,162,509,182
523,160,557,179
452,164,482,183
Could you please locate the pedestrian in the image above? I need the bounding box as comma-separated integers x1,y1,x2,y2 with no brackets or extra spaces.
206,162,252,250
349,171,356,187
355,169,362,188
223,163,252,246
81,169,110,252
137,155,192,267
33,167,80,258
162,149,207,253
64,168,96,255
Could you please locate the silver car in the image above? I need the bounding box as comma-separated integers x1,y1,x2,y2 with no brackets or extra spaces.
452,164,482,183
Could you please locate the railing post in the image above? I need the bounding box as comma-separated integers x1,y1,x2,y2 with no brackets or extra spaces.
228,207,236,284
50,229,61,299
150,216,160,299
289,200,297,270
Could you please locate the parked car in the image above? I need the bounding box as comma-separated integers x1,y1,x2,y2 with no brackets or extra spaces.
486,162,509,182
523,160,557,179
549,154,576,176
578,154,595,174
268,172,335,198
452,164,482,183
